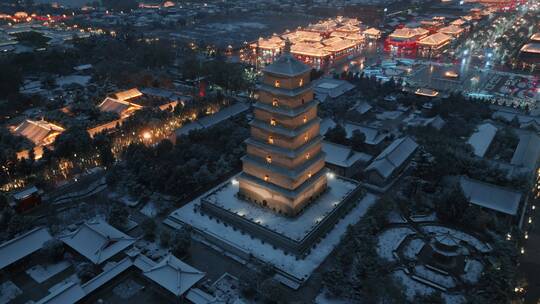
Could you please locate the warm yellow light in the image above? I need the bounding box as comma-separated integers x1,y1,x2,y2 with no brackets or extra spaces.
270,119,277,126
268,136,274,144
264,175,269,182
266,155,272,163
142,131,152,140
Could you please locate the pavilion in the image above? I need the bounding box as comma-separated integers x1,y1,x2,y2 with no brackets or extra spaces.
417,33,452,57
384,27,430,54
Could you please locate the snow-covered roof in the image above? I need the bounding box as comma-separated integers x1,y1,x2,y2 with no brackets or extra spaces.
12,186,39,200
366,137,418,179
418,32,451,46
143,254,205,297
322,141,372,168
320,118,336,136
0,227,52,270
263,52,311,77
35,281,85,304
98,97,134,115
60,219,136,264
343,122,389,145
467,122,497,158
353,101,372,114
35,253,204,304
460,176,522,216
73,64,93,71
511,133,540,171
13,119,65,146
186,288,216,304
114,88,143,101
313,78,355,100
175,102,249,137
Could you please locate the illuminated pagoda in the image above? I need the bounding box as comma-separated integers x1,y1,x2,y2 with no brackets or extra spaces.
238,40,327,216
168,38,367,268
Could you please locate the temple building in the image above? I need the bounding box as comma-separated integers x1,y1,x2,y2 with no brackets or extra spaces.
248,17,371,70
238,40,327,216
417,32,452,57
438,25,465,38
384,27,430,54
11,119,65,160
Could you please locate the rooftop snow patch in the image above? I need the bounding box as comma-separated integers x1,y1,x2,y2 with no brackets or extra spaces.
59,219,136,264
459,176,522,216
143,254,205,297
0,227,52,270
322,141,372,167
467,123,497,158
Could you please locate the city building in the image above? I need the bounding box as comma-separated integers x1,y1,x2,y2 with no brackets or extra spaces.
238,40,327,216
10,186,42,213
248,17,371,70
384,27,430,54
417,32,452,57
365,136,418,187
322,141,372,177
11,119,65,160
438,25,465,38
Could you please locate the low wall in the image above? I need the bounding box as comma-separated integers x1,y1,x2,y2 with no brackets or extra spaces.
200,180,365,257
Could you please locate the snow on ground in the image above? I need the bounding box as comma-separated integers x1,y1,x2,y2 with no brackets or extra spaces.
375,110,404,120
461,259,484,284
26,261,71,283
113,278,142,299
443,293,466,304
414,265,456,289
410,213,437,222
203,175,358,241
140,201,158,218
394,268,465,304
376,227,415,261
403,238,425,260
421,225,490,253
0,281,22,304
212,274,243,303
315,290,350,304
48,274,80,294
387,211,407,223
135,240,167,261
55,75,91,87
168,189,377,281
392,269,435,299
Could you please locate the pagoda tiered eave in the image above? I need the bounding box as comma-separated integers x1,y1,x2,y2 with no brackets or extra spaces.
250,118,321,138
253,100,318,117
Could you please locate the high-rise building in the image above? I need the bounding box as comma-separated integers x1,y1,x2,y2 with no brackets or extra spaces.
238,40,327,216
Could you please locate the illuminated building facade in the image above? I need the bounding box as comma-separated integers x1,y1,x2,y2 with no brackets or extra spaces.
384,27,430,54
417,32,452,57
238,41,327,216
248,17,370,70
